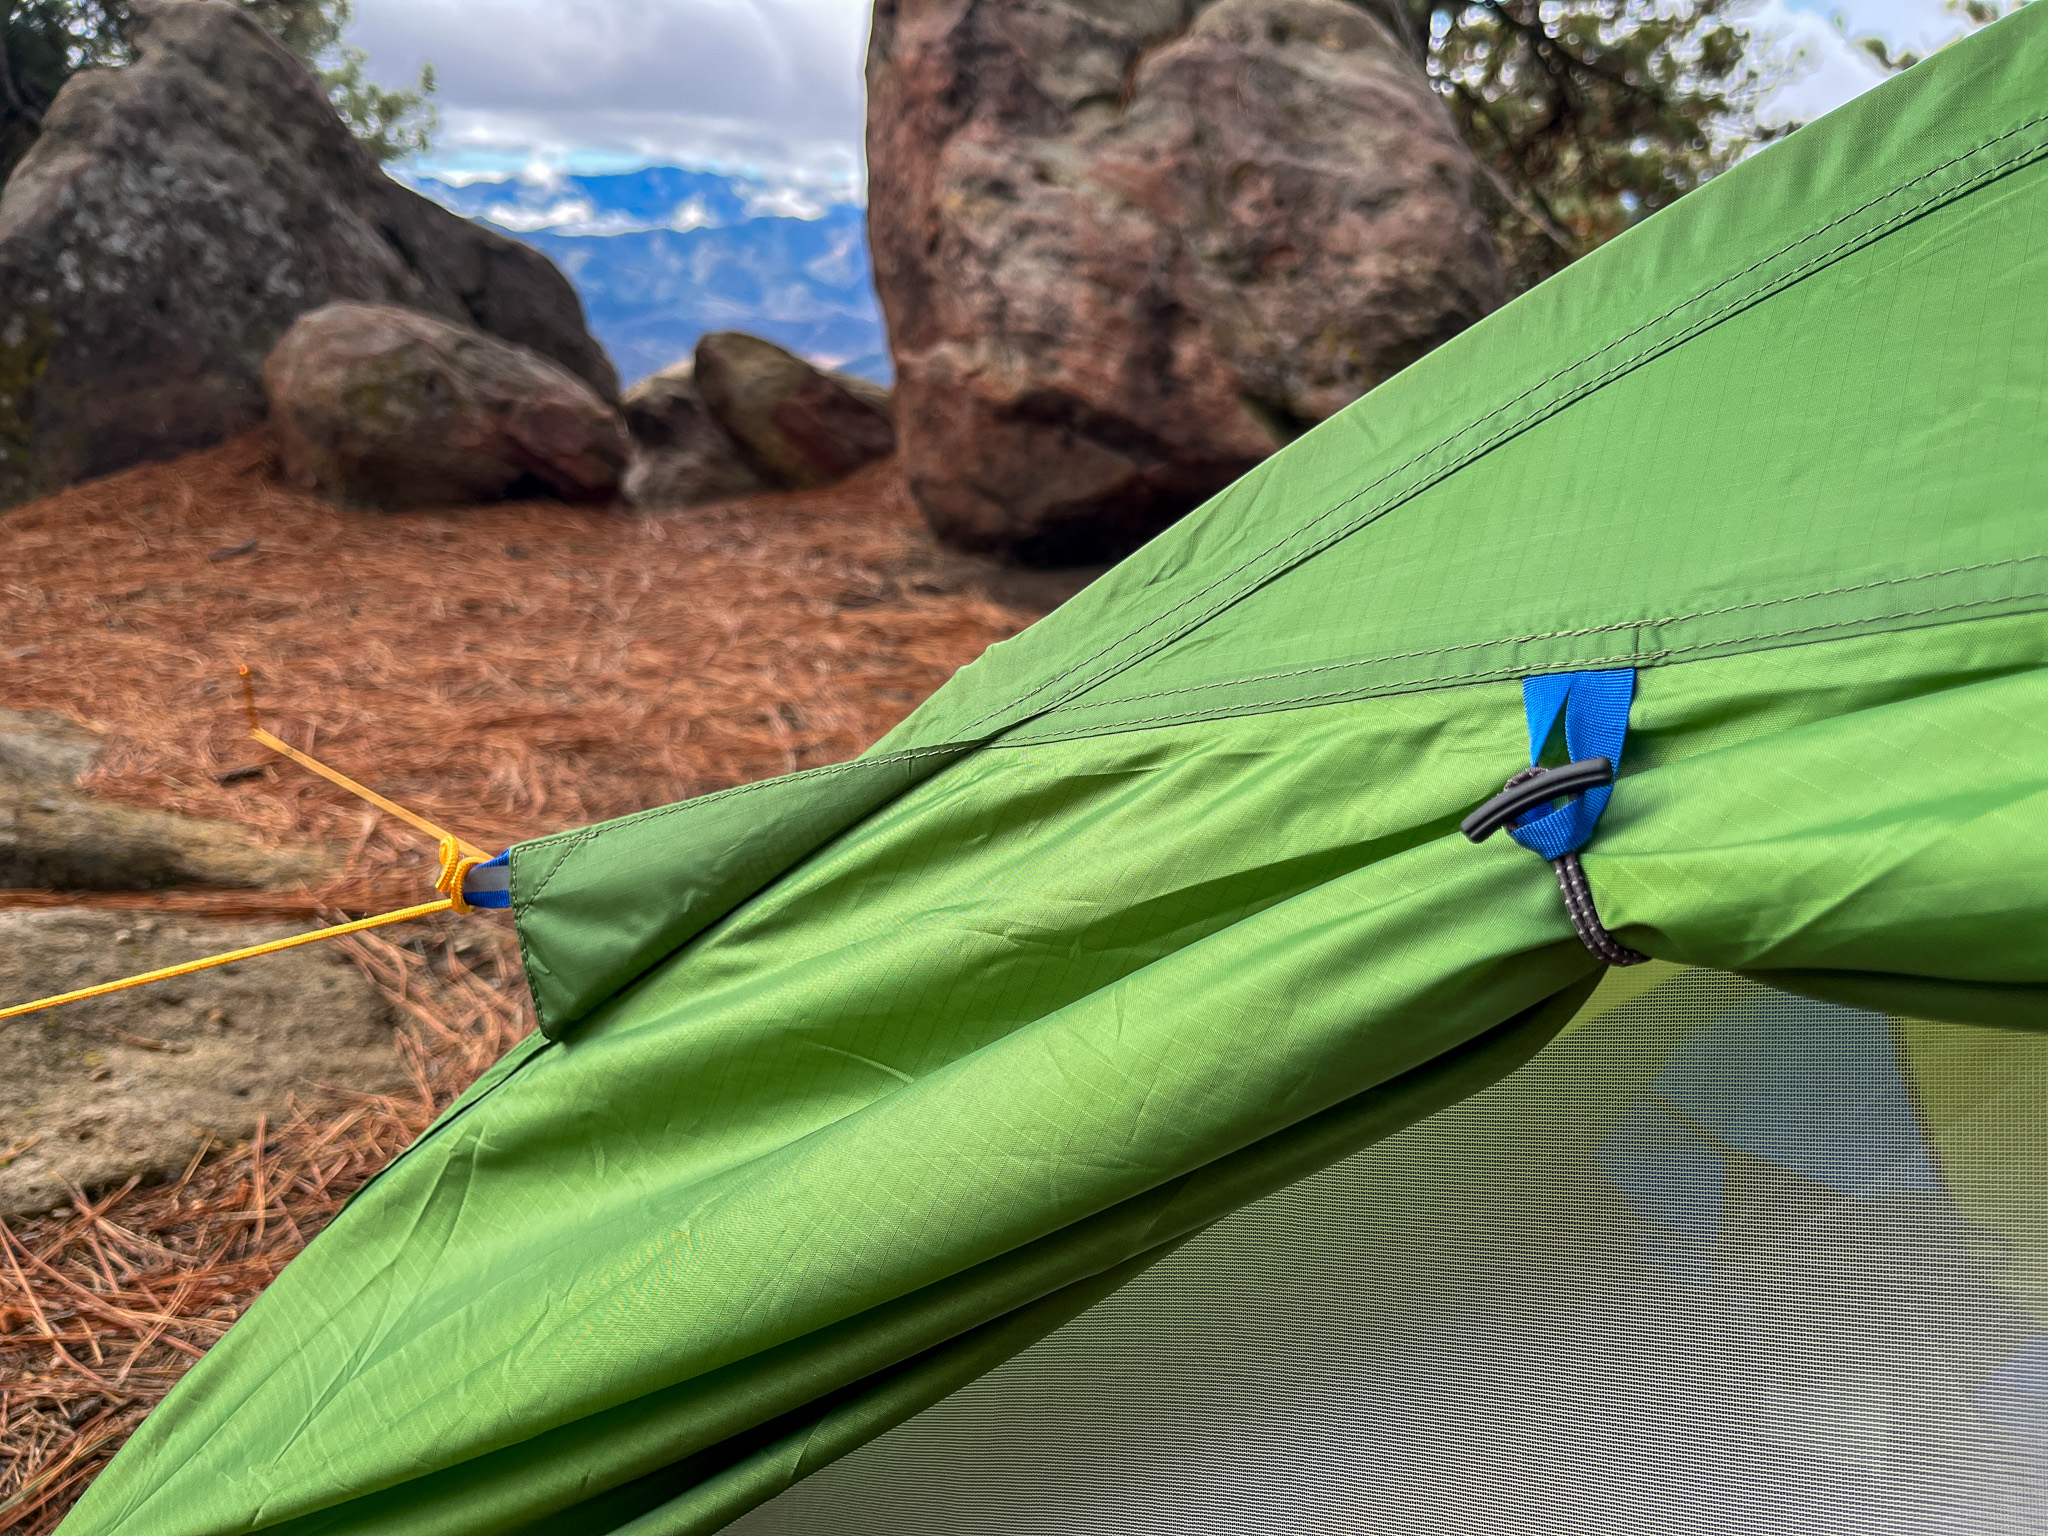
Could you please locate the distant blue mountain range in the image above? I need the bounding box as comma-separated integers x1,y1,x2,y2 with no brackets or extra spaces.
404,167,890,387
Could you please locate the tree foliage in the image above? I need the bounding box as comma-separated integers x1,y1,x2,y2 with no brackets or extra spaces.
1393,0,2032,291
0,0,434,185
1388,0,1789,290
237,0,437,161
1846,0,2018,70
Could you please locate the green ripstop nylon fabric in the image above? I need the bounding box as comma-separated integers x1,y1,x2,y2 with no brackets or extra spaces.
59,11,2048,1534
511,4,2048,1036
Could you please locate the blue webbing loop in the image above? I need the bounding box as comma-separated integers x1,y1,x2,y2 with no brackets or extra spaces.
1507,669,1636,861
461,849,513,910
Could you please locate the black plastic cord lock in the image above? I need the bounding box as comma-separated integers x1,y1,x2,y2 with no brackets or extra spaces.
1459,757,1647,968
1459,757,1614,844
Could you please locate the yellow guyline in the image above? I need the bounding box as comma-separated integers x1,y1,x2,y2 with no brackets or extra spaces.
0,669,492,1024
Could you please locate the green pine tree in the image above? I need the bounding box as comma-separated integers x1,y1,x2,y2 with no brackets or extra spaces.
1393,0,1789,291
1404,0,2032,291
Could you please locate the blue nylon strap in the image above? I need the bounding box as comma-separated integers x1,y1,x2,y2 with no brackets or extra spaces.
1507,669,1636,862
461,849,513,910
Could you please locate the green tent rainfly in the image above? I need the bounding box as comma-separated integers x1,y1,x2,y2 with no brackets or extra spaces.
60,8,2048,1532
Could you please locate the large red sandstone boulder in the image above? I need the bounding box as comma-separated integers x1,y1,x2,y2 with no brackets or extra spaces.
693,332,897,491
265,303,629,509
867,0,1505,564
0,0,615,509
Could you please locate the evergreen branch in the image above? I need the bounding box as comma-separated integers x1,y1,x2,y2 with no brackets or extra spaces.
1474,0,1665,102
1448,78,1577,250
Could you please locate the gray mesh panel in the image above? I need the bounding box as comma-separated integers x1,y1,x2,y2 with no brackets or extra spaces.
730,968,2048,1535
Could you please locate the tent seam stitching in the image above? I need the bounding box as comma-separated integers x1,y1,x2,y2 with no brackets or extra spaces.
1042,553,2048,714
995,591,2047,740
955,112,2048,736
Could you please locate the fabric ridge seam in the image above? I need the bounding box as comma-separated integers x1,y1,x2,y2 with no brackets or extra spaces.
1041,552,2048,716
995,591,2048,743
956,113,2048,736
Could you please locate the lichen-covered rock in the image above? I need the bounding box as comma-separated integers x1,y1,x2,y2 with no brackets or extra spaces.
0,0,617,510
693,332,897,491
0,708,97,787
0,910,403,1217
0,708,330,891
866,0,1505,564
828,371,894,420
619,359,766,510
265,302,631,510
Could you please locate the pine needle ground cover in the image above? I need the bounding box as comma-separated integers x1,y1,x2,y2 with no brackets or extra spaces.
0,434,1052,1530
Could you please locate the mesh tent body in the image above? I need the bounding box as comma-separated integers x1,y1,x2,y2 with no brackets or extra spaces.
718,966,2048,1536
60,12,2048,1534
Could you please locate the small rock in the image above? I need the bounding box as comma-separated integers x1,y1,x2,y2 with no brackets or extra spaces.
0,910,404,1217
265,302,632,510
0,709,97,785
828,371,894,419
619,359,766,511
0,709,331,891
694,332,897,491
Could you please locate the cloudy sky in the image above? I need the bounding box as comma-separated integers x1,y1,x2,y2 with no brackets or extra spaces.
350,0,872,189
350,0,1994,193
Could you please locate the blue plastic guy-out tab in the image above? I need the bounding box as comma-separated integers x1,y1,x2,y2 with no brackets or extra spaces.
1506,669,1635,860
462,850,513,910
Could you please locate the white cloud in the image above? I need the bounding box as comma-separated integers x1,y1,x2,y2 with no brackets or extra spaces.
1746,1,1895,125
1743,0,1983,127
471,195,601,231
670,194,721,230
349,0,871,190
741,183,831,219
348,0,1996,194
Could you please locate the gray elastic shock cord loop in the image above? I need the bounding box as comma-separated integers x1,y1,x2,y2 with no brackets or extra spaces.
1550,850,1648,967
1496,768,1647,968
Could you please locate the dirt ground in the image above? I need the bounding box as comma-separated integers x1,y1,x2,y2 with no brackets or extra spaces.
0,433,1088,1529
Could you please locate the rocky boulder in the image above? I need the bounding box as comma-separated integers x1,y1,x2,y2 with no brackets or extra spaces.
0,709,328,892
0,909,403,1217
266,303,631,510
693,332,897,491
619,359,766,511
829,371,894,420
866,0,1505,564
0,0,617,510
